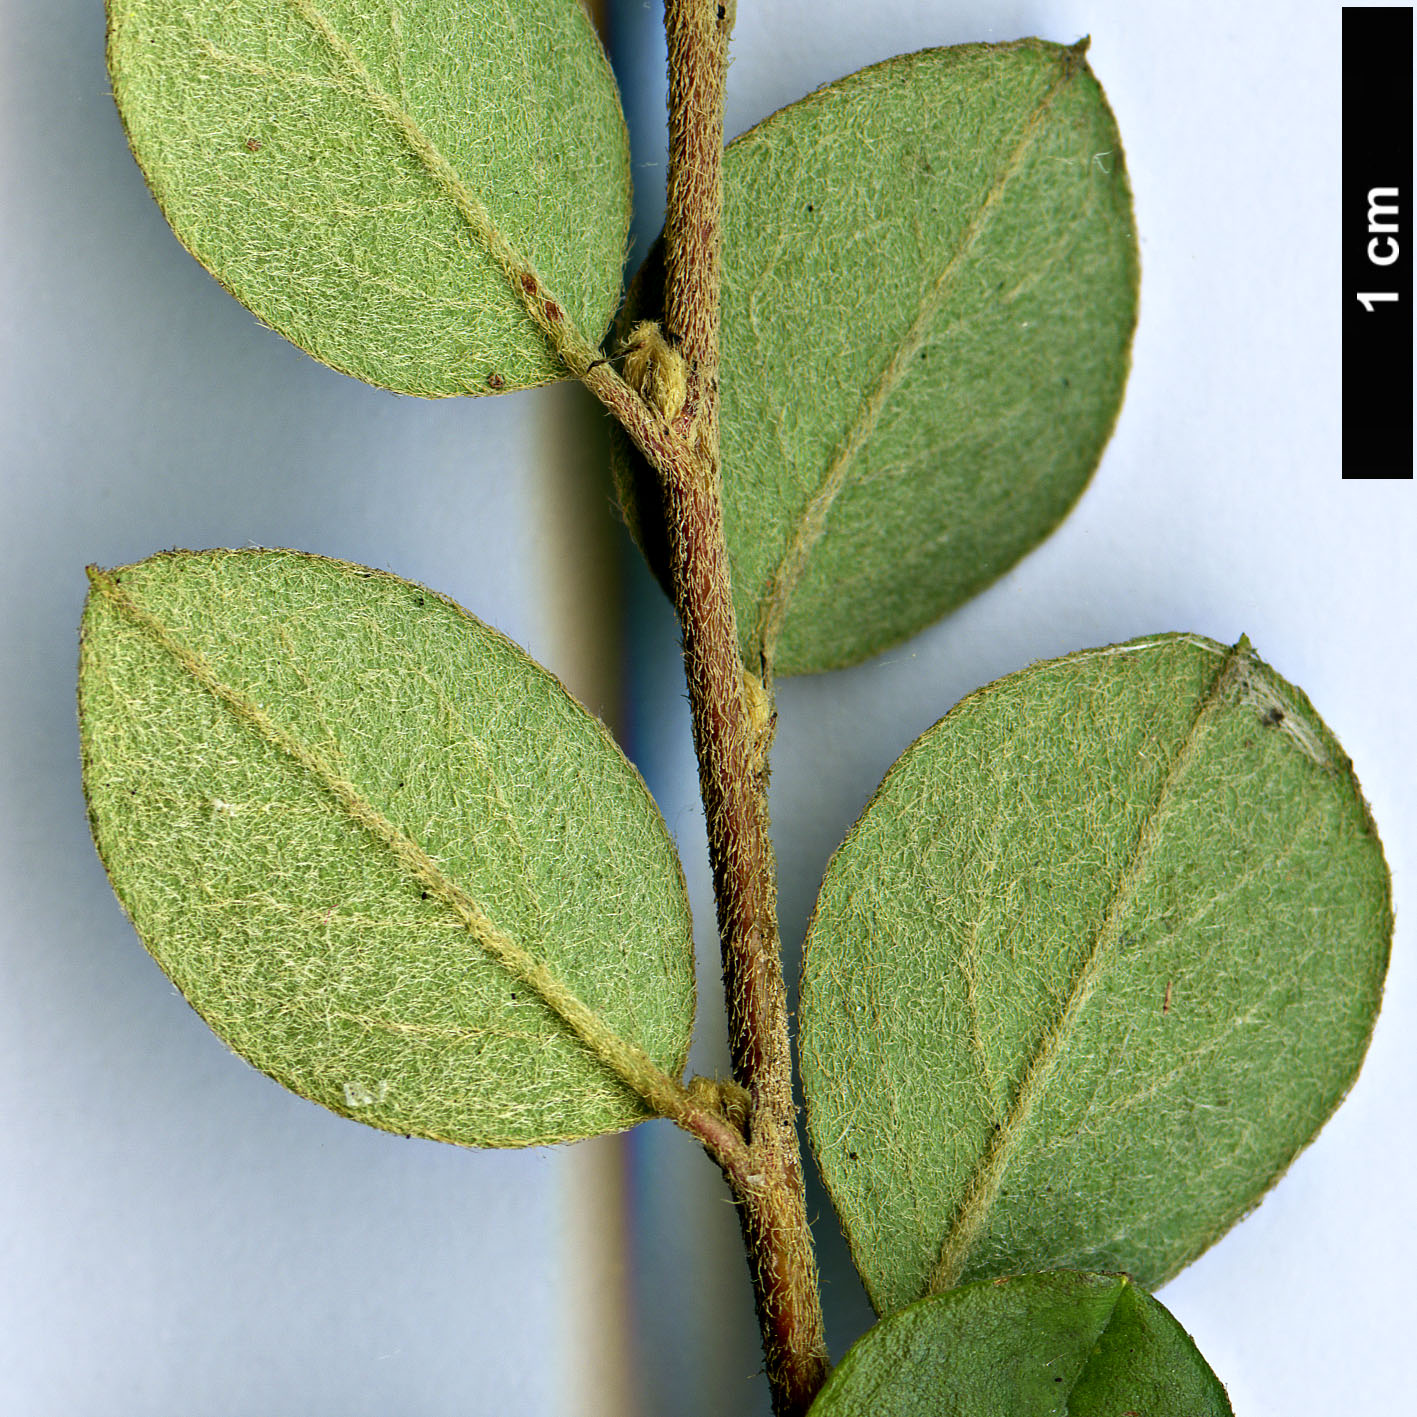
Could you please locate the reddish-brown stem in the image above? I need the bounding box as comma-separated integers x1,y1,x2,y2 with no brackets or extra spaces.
520,2,827,1408
655,3,829,1413
663,0,725,431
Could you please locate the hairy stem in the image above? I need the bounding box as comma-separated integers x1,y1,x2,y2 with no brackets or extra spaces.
663,0,726,438
498,0,827,1405
656,3,829,1412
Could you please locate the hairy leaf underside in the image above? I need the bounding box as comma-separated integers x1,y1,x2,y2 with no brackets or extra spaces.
801,634,1390,1313
80,550,695,1147
107,0,631,395
615,39,1139,674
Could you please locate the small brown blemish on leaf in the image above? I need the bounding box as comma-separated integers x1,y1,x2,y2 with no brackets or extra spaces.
520,273,538,296
1263,706,1285,726
544,300,563,323
244,138,261,152
1163,980,1173,1014
487,371,505,390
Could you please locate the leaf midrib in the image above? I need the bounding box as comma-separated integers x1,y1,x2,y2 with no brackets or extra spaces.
751,43,1089,672
926,639,1246,1295
276,0,560,343
1061,1279,1129,1412
88,566,674,1111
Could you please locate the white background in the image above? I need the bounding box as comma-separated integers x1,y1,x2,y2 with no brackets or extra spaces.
2,2,1412,1414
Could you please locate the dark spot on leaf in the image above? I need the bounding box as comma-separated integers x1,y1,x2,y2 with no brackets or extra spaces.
487,371,505,390
1062,377,1071,388
1263,706,1285,726
244,137,262,152
717,3,725,17
520,273,538,295
544,300,563,322
413,596,424,606
420,891,428,900
806,203,814,212
847,1151,858,1160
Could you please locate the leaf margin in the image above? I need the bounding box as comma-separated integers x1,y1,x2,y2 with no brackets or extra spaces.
78,546,698,1149
798,630,1393,1310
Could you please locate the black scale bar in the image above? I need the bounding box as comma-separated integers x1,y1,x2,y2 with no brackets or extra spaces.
1343,6,1413,478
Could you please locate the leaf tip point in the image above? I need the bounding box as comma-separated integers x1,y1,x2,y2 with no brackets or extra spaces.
84,564,118,597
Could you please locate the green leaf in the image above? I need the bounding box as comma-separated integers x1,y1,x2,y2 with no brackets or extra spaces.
107,0,631,396
613,39,1138,675
800,634,1391,1313
79,550,695,1147
807,1272,1232,1416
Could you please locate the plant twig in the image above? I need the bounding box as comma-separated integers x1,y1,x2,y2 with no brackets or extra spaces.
662,0,727,439
492,1,829,1405
655,3,829,1412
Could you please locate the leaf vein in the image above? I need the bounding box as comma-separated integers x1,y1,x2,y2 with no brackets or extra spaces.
87,566,686,1119
751,44,1089,672
927,638,1247,1293
280,0,565,353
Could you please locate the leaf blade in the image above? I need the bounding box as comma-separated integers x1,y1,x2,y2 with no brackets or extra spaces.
615,39,1138,674
807,1273,1232,1416
80,550,695,1147
800,634,1391,1312
107,0,631,395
